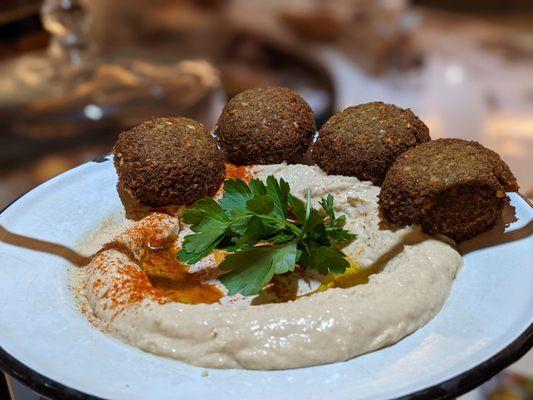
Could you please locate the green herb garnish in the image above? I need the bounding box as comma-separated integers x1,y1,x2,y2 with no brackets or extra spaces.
178,176,356,296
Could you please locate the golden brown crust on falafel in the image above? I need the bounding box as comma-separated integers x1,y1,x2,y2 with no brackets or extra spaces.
312,102,430,185
215,87,316,165
378,138,519,241
114,117,225,206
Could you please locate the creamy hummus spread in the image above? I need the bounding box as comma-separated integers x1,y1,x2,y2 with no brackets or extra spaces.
74,164,462,369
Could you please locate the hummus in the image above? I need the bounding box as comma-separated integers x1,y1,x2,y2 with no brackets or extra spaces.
75,164,462,370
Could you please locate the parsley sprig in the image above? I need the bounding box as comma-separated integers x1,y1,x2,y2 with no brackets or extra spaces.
177,176,356,296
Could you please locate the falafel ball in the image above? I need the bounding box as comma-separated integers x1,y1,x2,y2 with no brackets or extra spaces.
378,138,519,241
312,102,430,185
114,117,225,206
215,87,316,164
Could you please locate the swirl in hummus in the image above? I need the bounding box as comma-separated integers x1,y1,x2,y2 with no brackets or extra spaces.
74,164,462,370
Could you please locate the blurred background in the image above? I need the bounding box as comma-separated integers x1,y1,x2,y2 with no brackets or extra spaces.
0,0,531,399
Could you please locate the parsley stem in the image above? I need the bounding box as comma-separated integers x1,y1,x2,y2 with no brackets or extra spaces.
261,215,302,235
230,214,302,235
296,188,312,242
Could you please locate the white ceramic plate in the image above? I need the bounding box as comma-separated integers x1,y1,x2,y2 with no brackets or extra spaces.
0,157,531,400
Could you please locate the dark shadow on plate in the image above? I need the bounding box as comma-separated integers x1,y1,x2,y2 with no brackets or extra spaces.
91,155,110,163
459,203,532,255
0,226,91,266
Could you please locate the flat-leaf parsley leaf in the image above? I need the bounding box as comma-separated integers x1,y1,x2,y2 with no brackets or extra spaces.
177,176,356,295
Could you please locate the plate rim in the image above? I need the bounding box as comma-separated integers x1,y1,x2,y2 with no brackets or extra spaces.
0,321,530,400
0,158,531,400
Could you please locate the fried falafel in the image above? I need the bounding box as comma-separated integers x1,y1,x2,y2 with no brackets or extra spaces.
312,102,430,185
215,87,316,165
114,117,225,206
378,138,519,241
